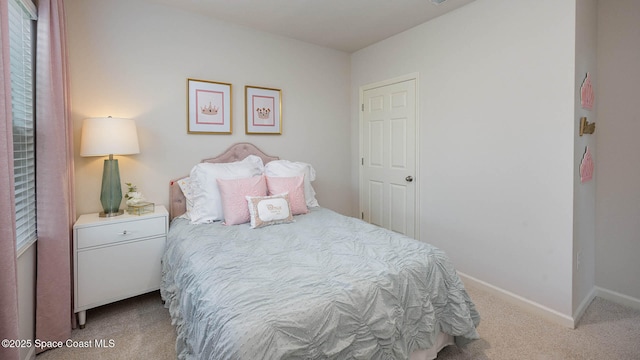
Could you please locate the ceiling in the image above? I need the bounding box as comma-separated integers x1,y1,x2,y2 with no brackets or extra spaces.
144,0,476,53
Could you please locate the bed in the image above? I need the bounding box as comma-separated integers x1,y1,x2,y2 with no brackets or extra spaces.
162,143,480,359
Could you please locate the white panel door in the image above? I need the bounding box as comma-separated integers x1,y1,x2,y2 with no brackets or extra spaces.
361,78,416,237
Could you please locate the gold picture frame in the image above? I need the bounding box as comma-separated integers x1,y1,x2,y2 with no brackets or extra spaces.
245,85,282,134
187,78,232,134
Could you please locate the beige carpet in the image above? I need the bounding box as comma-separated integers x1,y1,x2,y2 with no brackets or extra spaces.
36,283,640,360
36,292,176,360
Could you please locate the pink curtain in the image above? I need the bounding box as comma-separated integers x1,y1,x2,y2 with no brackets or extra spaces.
0,0,21,359
35,0,75,351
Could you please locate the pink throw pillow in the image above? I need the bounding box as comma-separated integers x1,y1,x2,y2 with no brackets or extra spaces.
266,175,308,215
217,175,267,225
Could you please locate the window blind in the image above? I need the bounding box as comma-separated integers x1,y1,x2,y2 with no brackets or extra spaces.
9,0,37,252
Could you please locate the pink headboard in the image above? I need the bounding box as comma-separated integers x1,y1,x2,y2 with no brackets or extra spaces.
169,142,279,221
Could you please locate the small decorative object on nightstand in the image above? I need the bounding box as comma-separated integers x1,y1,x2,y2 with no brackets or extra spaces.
123,182,154,215
73,205,168,329
127,201,155,215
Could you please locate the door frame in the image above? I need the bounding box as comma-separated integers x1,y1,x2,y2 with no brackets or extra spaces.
359,73,420,240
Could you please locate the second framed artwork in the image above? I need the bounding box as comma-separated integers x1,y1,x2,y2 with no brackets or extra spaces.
245,86,282,134
187,78,232,134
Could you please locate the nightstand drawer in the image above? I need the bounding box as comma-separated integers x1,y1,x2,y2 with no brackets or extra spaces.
76,236,165,309
76,216,165,249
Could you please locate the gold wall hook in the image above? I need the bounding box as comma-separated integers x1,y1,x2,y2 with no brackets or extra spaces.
580,117,595,136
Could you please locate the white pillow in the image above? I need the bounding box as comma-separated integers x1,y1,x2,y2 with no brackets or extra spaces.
189,155,264,224
264,160,319,207
176,177,194,220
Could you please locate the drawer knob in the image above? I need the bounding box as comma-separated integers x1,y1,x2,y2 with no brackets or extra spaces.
119,230,128,235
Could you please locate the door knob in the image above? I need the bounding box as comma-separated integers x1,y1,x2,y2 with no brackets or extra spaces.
405,176,413,182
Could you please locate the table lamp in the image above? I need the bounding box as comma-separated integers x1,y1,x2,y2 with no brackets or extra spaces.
80,117,140,217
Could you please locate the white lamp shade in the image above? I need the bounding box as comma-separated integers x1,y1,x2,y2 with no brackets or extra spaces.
80,117,140,157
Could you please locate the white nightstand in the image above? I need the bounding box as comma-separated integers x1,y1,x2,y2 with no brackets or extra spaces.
73,205,168,328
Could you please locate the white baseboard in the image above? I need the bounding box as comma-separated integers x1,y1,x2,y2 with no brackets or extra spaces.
594,286,640,311
573,287,597,327
457,273,640,329
457,272,576,329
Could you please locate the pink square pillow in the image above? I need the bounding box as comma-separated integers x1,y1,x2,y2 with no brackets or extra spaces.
266,175,308,215
217,175,267,225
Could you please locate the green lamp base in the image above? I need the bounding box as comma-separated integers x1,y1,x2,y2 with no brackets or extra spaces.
99,157,124,217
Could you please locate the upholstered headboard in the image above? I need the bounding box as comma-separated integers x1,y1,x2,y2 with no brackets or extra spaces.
169,142,279,221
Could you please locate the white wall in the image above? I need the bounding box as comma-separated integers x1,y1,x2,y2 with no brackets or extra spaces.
573,0,597,317
65,0,352,216
596,0,640,302
351,0,577,317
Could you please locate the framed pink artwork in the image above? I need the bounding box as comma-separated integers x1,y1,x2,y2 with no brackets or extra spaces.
187,78,232,134
245,85,282,135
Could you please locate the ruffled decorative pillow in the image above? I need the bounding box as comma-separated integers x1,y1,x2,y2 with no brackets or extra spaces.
176,177,194,220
